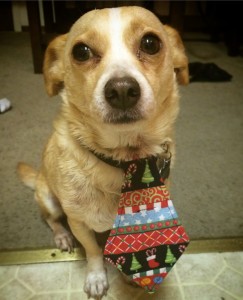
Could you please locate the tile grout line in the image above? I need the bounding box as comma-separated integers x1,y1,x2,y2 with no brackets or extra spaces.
0,277,15,291
15,265,36,299
213,283,239,300
222,253,243,276
210,256,227,283
0,265,18,290
67,262,72,300
28,290,73,295
210,256,240,300
173,265,185,300
224,263,243,277
181,282,217,287
16,264,72,299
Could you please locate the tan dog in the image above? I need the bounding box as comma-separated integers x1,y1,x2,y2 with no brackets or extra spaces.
18,6,188,299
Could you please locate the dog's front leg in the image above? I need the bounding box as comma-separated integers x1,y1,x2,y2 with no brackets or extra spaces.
68,219,109,299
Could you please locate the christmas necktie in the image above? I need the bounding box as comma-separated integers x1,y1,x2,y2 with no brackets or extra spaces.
104,156,190,294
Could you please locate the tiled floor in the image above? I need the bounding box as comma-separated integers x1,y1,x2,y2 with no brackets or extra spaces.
0,252,242,300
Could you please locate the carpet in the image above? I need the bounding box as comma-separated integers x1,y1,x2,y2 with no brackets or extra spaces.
0,32,243,250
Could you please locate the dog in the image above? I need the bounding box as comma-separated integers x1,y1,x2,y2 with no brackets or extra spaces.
18,6,188,299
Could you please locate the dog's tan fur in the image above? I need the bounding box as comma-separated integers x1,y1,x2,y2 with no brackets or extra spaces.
17,6,188,299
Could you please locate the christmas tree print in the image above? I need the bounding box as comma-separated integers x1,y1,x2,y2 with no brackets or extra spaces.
130,253,142,272
141,160,154,186
165,245,177,265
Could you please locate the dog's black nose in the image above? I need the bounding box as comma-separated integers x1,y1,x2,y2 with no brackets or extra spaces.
104,77,140,110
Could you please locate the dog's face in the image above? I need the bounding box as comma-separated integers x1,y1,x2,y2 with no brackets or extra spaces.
44,6,188,129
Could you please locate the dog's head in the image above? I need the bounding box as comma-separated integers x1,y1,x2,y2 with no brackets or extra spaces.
44,6,188,130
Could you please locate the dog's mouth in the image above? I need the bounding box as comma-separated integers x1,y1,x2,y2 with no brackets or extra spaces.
104,108,142,124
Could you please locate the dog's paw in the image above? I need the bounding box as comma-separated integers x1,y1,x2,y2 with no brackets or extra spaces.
84,269,109,299
54,230,74,253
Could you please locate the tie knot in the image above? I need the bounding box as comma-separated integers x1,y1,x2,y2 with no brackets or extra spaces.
121,156,168,193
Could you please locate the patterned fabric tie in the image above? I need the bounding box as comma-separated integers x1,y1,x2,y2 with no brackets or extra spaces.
104,156,190,293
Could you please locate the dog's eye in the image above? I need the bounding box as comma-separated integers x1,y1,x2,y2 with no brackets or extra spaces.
72,43,93,62
140,34,161,55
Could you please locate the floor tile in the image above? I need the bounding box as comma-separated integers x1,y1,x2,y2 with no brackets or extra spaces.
176,253,224,284
69,291,89,300
69,261,86,290
215,266,243,299
0,279,33,300
183,284,237,300
223,252,243,274
70,291,115,300
161,267,178,286
29,293,68,300
137,286,182,300
0,265,17,287
108,270,144,300
17,262,70,293
0,252,242,300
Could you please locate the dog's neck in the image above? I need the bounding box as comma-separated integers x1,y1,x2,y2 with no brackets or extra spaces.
60,101,174,162
88,144,172,180
85,121,174,161
84,129,173,162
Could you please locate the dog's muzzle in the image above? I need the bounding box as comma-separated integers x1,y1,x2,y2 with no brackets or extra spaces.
104,77,141,111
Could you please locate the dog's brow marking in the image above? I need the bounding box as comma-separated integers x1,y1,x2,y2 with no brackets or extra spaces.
110,8,121,35
109,8,129,62
93,8,155,120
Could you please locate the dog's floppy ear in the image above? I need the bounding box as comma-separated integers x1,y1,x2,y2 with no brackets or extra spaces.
43,34,67,96
164,25,189,85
